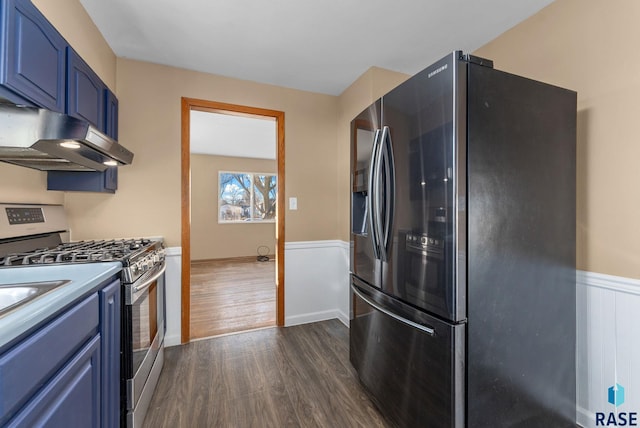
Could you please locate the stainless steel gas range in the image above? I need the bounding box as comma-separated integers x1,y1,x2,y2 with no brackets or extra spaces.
0,203,165,428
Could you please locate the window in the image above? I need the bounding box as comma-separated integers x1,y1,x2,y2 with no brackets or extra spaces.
218,171,277,223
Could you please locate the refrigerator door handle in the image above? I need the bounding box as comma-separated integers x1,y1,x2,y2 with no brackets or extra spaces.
380,126,395,261
372,129,386,260
352,285,436,336
368,129,382,260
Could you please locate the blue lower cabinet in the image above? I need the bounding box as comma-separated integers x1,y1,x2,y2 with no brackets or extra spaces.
0,277,121,427
7,335,101,428
100,280,121,428
47,168,118,193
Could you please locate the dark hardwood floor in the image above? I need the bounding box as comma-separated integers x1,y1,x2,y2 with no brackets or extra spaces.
190,257,276,339
144,320,392,428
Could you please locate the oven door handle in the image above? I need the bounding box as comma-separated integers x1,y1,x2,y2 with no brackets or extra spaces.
127,261,166,305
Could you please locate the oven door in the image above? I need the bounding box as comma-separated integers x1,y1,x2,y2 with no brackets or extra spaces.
122,261,166,427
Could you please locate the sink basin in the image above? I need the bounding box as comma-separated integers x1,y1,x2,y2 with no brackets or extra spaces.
0,280,70,317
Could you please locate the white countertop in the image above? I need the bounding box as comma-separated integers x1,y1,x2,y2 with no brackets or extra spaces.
0,262,122,350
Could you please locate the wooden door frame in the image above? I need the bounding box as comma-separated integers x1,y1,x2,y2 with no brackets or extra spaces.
181,97,285,343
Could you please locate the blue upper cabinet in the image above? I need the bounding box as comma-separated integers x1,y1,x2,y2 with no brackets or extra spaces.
105,88,118,140
66,47,105,130
1,0,122,193
0,0,66,112
47,78,120,193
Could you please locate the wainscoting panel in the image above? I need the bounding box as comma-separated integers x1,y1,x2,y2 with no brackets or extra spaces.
164,247,182,347
164,241,351,346
284,240,350,327
577,270,640,427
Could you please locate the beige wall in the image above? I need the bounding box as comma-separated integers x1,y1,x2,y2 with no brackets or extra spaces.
474,0,640,279
63,58,340,248
191,154,276,260
0,164,62,205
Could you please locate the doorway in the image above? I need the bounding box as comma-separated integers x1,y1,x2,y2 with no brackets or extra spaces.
181,98,285,343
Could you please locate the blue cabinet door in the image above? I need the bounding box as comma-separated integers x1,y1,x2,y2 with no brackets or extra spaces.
0,294,99,425
0,0,66,112
47,168,117,193
0,276,121,428
105,88,119,140
66,47,105,129
7,335,101,428
50,50,119,193
100,280,121,428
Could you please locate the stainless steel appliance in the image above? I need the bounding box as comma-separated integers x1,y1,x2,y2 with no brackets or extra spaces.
350,52,577,427
0,203,165,428
0,104,134,171
120,240,165,428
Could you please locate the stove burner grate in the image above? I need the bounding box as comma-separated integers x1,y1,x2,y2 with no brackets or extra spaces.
0,238,157,267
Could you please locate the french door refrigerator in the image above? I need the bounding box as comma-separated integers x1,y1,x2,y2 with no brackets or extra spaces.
350,51,576,428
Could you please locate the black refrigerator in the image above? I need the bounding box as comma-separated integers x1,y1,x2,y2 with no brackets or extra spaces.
349,51,576,427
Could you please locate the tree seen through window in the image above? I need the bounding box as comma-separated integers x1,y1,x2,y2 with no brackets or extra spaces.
219,172,276,222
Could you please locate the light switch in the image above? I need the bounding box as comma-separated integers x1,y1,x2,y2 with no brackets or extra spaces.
289,197,298,210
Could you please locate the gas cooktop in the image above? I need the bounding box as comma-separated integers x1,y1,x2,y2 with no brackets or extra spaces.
0,204,165,284
0,238,158,267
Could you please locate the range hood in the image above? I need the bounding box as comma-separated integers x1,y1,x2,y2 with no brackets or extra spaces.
0,104,134,172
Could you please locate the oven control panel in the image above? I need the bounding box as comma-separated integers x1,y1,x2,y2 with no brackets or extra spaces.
6,207,45,225
0,204,68,241
125,247,166,284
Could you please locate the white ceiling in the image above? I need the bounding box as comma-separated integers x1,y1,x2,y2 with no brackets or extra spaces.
190,111,276,159
79,0,555,96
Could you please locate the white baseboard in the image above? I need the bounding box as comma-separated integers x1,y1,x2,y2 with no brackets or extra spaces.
164,334,181,348
285,309,349,328
336,309,349,327
286,309,345,327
